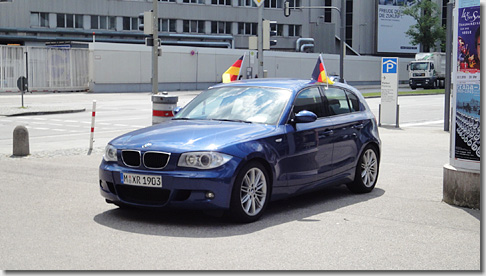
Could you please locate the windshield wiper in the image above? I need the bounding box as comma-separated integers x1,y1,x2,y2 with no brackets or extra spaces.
211,119,253,124
172,117,198,120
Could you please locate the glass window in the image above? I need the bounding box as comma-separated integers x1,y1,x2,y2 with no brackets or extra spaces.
123,17,131,30
211,21,232,34
57,14,65,28
75,15,83,28
40,13,49,27
183,20,204,33
160,19,176,32
346,91,360,112
91,16,99,29
294,87,325,117
324,88,351,115
31,12,49,27
288,24,301,37
100,16,107,29
175,87,292,125
66,14,74,28
109,16,116,30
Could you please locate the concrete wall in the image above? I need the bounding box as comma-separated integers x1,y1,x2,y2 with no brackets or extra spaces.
89,42,413,92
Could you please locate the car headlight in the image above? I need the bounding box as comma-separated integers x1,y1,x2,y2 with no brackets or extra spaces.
103,144,118,162
178,152,232,169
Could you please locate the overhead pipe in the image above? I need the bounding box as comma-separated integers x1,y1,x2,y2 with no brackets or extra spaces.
295,38,314,52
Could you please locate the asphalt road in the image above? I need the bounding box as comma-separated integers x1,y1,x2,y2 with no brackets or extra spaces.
0,91,480,271
0,91,446,156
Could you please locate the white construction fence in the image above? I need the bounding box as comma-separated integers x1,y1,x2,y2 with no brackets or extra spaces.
1,43,412,93
0,45,89,92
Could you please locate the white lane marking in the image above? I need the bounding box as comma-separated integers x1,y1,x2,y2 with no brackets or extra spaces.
400,120,444,127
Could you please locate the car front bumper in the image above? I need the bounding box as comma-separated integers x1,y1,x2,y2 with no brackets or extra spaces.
99,158,241,210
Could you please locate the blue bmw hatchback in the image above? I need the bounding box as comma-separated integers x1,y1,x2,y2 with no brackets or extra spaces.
99,79,381,222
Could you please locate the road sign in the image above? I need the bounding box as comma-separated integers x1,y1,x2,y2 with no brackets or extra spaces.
380,57,399,126
253,0,264,7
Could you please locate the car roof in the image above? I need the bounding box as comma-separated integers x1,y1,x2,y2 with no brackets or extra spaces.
210,78,359,95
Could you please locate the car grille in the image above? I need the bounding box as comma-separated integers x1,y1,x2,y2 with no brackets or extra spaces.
143,151,170,169
117,185,170,206
121,150,141,167
121,150,170,170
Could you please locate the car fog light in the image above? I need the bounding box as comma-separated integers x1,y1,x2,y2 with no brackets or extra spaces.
205,192,215,199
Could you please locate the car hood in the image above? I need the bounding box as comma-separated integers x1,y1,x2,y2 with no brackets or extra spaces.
110,120,278,153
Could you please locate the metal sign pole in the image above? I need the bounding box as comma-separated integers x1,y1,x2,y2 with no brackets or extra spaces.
152,0,158,95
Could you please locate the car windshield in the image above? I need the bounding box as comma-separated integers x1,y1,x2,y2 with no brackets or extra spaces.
410,62,429,70
174,86,292,125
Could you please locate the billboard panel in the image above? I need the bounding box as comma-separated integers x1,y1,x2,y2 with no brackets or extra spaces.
377,0,419,54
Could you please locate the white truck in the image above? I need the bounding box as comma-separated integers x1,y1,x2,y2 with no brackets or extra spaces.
407,52,446,90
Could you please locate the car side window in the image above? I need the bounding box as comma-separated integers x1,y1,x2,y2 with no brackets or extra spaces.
293,87,326,117
346,91,360,112
324,88,352,115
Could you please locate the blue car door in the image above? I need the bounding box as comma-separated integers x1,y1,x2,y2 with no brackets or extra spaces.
283,87,335,188
323,88,363,177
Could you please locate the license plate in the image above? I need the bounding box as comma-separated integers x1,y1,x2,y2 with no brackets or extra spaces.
120,172,162,187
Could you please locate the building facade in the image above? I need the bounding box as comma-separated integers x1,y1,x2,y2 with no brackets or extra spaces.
0,0,446,56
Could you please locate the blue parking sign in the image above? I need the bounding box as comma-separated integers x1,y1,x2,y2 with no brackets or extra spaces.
382,58,398,74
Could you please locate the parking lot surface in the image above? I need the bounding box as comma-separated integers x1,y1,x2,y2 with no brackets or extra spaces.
0,91,480,271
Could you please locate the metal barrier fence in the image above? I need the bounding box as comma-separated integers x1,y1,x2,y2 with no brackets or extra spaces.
0,45,89,92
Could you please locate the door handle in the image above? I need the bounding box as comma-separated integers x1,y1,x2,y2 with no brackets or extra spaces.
319,130,334,138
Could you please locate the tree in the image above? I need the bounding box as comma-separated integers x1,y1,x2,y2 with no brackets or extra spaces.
401,0,446,52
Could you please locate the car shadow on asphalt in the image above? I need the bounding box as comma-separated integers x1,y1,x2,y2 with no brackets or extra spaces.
93,185,385,238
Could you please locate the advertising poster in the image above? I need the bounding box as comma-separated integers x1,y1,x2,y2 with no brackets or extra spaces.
377,0,419,54
454,0,480,163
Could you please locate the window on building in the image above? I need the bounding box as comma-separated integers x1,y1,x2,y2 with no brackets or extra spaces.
287,0,300,8
75,15,83,28
159,19,177,32
264,0,282,9
212,0,232,5
238,22,257,35
31,12,49,27
238,0,256,7
288,24,301,37
441,0,447,28
183,20,205,33
211,21,232,34
345,0,353,47
159,0,176,2
274,23,284,36
91,15,116,30
324,0,332,22
55,13,83,29
183,0,204,4
123,17,139,31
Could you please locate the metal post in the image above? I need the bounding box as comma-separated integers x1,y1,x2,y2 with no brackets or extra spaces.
444,1,453,132
152,0,158,95
340,0,345,80
88,100,96,155
257,4,264,78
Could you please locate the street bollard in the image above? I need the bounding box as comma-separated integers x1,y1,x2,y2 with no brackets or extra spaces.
152,92,178,125
13,125,29,157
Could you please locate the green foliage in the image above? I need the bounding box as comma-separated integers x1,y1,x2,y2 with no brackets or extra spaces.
401,0,446,52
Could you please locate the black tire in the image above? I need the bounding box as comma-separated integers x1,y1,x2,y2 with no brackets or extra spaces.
410,86,417,90
229,161,270,223
347,145,379,194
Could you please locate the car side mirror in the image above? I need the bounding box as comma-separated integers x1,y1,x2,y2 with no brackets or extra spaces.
173,106,183,115
294,110,317,123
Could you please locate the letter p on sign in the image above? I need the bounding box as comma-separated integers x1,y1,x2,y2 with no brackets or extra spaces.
382,58,398,74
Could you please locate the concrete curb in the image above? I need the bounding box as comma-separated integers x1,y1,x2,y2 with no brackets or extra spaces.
0,108,86,117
